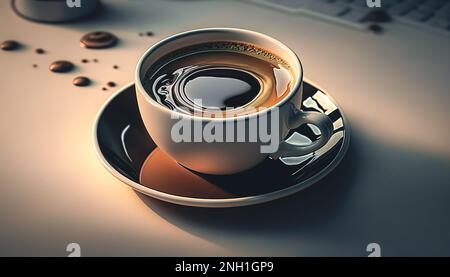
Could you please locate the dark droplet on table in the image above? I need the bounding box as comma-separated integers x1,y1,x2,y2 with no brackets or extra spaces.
32,64,38,68
368,24,383,34
107,81,116,88
102,87,108,91
93,59,99,63
73,76,91,87
81,59,89,63
35,48,45,54
1,40,21,51
113,65,119,69
49,60,74,73
80,31,118,49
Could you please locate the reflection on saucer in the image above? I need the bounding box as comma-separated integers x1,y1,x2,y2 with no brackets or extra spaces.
139,146,313,199
140,148,234,199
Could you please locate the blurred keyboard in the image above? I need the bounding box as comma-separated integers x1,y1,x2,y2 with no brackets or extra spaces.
247,0,450,35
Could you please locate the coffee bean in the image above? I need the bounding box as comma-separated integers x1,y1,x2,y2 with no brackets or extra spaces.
49,60,74,73
113,65,119,69
35,48,45,54
107,81,116,87
139,32,154,37
102,87,108,91
80,31,118,49
81,59,89,63
1,40,20,51
73,76,91,87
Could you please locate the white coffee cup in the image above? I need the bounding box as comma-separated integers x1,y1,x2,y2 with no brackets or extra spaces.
135,28,333,175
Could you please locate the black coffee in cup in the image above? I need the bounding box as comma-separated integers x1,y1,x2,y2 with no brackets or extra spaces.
142,41,294,117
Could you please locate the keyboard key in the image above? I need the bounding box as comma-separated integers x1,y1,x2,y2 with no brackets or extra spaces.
349,0,369,8
403,10,433,22
420,1,444,11
340,8,369,23
302,0,349,16
389,4,416,16
426,18,449,30
435,9,450,21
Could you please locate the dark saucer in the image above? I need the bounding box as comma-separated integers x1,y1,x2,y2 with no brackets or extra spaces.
93,81,350,207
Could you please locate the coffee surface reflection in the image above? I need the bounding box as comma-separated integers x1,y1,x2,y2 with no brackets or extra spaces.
143,42,294,117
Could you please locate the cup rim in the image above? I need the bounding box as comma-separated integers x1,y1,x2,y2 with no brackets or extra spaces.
135,27,303,122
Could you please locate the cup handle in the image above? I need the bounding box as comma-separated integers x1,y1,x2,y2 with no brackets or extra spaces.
270,108,334,160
